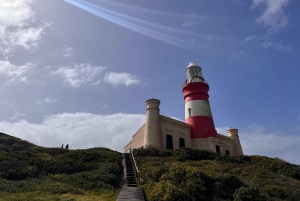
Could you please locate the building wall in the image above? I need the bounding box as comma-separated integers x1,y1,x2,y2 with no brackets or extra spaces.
124,123,146,152
190,134,235,155
160,115,191,149
124,117,243,156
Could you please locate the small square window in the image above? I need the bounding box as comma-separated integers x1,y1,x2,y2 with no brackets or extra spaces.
225,150,230,155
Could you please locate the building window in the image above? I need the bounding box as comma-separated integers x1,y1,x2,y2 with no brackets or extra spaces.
225,150,230,155
166,134,173,150
216,145,221,154
179,138,185,148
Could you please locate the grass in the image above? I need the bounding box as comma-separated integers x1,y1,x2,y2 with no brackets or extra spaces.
0,191,118,201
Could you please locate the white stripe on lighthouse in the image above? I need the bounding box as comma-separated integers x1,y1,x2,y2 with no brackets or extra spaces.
185,100,212,119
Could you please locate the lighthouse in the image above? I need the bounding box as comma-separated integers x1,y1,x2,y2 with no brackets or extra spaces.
182,61,217,139
124,60,243,155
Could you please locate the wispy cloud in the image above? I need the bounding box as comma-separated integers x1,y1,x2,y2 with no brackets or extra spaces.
0,60,34,84
182,12,197,28
49,63,107,88
261,42,292,52
3,101,26,120
99,105,108,109
63,46,74,58
243,35,257,43
0,0,50,54
251,0,289,31
229,0,245,6
36,98,58,105
230,50,245,58
104,72,140,87
206,34,212,42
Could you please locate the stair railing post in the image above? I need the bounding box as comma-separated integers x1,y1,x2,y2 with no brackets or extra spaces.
130,149,140,183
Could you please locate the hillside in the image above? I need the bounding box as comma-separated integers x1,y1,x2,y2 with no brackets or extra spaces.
133,146,300,201
0,132,123,201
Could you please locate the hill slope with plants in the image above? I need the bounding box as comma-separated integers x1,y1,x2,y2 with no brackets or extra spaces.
133,146,300,201
0,132,123,201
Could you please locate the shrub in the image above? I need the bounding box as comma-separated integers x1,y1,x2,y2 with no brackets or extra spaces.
263,185,289,200
133,146,172,158
174,148,217,161
233,186,266,201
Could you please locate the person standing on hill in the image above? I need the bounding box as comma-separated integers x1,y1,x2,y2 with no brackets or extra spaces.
66,144,69,149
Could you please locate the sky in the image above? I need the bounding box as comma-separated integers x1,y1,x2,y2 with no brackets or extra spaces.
0,0,299,165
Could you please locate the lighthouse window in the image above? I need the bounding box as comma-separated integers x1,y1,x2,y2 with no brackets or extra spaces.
179,138,185,148
188,108,192,117
216,145,221,154
166,134,173,150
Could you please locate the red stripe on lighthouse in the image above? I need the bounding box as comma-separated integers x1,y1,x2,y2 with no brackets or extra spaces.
185,116,217,138
182,82,209,103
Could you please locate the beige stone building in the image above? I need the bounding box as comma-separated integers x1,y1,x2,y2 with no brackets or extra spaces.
124,62,243,156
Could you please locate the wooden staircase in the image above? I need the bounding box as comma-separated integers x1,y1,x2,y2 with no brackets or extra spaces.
116,153,145,200
124,153,137,187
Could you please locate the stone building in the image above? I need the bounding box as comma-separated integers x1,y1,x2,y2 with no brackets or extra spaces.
124,61,243,155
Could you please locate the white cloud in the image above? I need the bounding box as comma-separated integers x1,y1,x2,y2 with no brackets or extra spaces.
3,101,26,120
216,127,230,135
182,12,197,28
44,98,57,104
261,42,292,52
240,124,300,165
104,72,140,87
251,0,289,30
50,63,107,88
63,46,74,58
5,24,49,50
0,60,34,84
0,0,49,54
0,112,146,152
170,117,183,122
243,35,257,42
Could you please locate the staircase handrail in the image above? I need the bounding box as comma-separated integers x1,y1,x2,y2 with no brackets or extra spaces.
130,149,140,182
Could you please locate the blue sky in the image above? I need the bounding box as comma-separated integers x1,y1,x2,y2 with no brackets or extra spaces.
0,0,299,165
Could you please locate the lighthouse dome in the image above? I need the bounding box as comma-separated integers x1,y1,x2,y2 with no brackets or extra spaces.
187,61,202,69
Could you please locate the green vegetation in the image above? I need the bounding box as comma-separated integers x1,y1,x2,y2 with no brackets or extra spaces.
0,133,122,201
133,146,300,201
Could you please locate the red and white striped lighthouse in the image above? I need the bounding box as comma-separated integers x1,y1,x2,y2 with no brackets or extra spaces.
182,61,217,139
